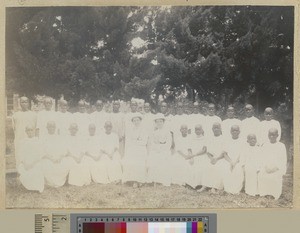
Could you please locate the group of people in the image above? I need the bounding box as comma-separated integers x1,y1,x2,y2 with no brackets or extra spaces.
12,96,287,200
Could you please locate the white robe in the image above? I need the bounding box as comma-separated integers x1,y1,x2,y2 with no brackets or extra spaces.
189,134,208,188
56,111,73,136
17,137,44,192
203,115,222,138
260,120,281,145
123,126,148,183
37,110,58,138
12,110,37,166
222,137,245,194
73,112,91,138
86,135,109,184
241,145,262,196
202,135,226,189
258,142,287,199
90,111,109,135
66,135,91,186
41,134,70,187
172,134,193,186
99,132,123,182
241,116,261,143
222,118,242,139
188,114,205,133
147,128,172,186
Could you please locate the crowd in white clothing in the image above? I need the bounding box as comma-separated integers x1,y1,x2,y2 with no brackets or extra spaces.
12,97,287,200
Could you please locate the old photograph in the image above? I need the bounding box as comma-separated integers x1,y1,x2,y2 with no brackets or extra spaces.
5,6,294,208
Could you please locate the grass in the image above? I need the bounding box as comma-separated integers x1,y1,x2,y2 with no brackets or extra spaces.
5,172,293,209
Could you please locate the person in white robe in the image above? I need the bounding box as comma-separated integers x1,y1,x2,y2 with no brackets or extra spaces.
188,102,204,134
40,121,70,188
147,114,172,186
36,97,58,139
222,106,241,139
241,134,262,196
85,123,109,184
17,124,44,193
99,121,123,183
241,104,261,143
108,101,125,156
260,107,281,145
123,113,148,186
203,104,222,138
90,100,108,135
56,100,73,136
142,102,155,133
171,102,189,138
189,124,207,189
73,100,91,139
66,123,91,186
258,128,287,200
222,125,245,194
172,124,194,186
199,122,226,193
12,96,37,167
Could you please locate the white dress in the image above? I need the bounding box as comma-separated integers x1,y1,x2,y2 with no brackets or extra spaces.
17,137,44,192
66,135,91,186
189,134,208,188
258,142,287,199
202,135,226,190
12,110,37,166
222,137,245,194
203,115,222,138
222,118,242,139
40,134,70,187
241,145,262,196
37,110,58,138
172,134,193,186
99,132,123,182
147,128,172,186
260,120,281,145
123,126,148,183
86,135,109,184
56,111,73,136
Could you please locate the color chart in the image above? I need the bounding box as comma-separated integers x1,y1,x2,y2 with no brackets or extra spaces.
71,214,216,233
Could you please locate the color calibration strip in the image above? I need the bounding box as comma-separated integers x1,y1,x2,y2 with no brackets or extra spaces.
80,222,204,233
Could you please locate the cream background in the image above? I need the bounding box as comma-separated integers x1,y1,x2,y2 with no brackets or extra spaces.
1,0,299,232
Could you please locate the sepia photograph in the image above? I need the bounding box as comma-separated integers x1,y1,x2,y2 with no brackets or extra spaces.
5,5,294,209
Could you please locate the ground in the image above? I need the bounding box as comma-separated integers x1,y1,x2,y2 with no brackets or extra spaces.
5,172,293,209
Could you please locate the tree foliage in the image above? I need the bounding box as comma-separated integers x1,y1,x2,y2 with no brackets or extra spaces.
6,6,294,112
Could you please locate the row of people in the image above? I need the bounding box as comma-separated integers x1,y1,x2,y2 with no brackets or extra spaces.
12,97,281,155
17,114,287,200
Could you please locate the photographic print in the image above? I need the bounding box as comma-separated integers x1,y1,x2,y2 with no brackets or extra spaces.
5,5,294,208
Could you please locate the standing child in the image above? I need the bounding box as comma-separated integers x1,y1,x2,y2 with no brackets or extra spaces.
241,134,262,196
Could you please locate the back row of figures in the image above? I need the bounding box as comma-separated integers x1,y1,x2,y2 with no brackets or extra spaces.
12,96,288,200
13,97,282,145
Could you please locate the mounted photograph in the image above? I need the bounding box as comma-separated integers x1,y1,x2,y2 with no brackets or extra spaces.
5,5,294,208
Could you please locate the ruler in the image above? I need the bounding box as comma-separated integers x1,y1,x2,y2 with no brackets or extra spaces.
35,214,52,233
35,213,70,233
